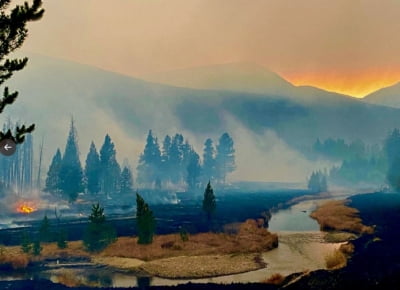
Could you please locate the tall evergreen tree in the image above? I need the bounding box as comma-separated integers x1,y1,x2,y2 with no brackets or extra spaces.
83,203,116,252
85,142,101,194
187,149,201,190
384,129,400,192
0,0,44,143
136,193,156,244
161,135,172,183
44,149,62,195
215,133,236,184
99,135,121,197
307,170,328,193
120,166,134,195
39,214,51,242
202,138,216,183
137,130,161,187
168,134,184,184
59,119,84,202
202,181,216,221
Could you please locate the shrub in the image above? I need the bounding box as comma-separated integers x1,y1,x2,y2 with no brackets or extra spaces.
10,255,29,270
179,228,189,242
262,273,285,285
325,249,347,269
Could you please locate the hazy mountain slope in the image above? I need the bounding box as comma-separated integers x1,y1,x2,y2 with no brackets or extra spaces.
3,55,400,170
363,82,400,108
142,62,355,104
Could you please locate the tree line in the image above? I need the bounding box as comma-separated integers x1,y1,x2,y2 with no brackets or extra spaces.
136,130,235,189
44,119,236,201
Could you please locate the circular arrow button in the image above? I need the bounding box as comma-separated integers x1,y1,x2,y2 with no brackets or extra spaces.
0,139,16,156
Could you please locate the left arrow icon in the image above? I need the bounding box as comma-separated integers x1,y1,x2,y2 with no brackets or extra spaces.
0,139,16,156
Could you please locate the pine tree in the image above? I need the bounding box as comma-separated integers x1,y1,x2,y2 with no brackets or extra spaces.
120,166,134,195
202,138,216,183
215,133,236,184
32,239,42,256
169,134,184,184
307,171,328,193
39,214,51,242
59,119,84,201
99,135,121,197
44,149,62,195
136,193,156,244
56,230,67,249
137,130,161,187
187,150,201,190
83,203,116,252
161,135,172,183
0,0,44,143
85,142,101,194
20,231,32,253
202,181,216,220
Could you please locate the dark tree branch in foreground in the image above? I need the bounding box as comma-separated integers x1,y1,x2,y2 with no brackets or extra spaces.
0,0,44,143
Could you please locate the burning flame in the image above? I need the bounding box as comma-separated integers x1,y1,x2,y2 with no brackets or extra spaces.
16,202,37,214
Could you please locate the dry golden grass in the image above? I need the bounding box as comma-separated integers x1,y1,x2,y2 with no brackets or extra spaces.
261,273,285,285
40,241,89,260
101,219,278,261
325,249,347,269
310,200,374,234
139,253,264,279
339,242,355,256
0,246,30,269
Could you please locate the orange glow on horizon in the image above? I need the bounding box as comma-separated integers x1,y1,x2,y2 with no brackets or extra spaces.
281,69,400,98
16,202,37,214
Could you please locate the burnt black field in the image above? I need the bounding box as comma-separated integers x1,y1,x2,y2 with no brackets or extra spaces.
0,189,306,246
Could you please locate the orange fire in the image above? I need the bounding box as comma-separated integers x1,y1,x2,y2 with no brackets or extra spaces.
16,202,37,214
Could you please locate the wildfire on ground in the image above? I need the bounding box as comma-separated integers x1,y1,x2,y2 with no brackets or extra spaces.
16,202,37,214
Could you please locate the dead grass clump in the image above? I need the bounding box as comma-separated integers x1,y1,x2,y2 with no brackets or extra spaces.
339,242,355,256
310,200,374,235
56,272,84,287
101,219,278,261
10,254,29,269
40,241,89,260
325,249,347,269
0,246,30,270
262,273,285,285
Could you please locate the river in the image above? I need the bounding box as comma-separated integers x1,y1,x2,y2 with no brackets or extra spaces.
27,197,345,288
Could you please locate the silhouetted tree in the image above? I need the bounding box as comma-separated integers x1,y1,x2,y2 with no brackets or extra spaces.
384,129,400,192
56,230,67,249
161,135,172,184
202,138,216,183
215,133,236,184
120,166,134,195
99,135,121,197
0,0,44,143
202,181,216,220
20,231,32,253
32,239,42,256
308,170,328,193
136,193,156,244
169,134,184,184
85,141,101,194
187,150,201,190
39,214,51,242
59,119,84,202
44,149,62,195
137,130,161,187
83,203,116,252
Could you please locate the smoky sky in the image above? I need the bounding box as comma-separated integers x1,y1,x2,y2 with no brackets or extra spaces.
19,0,400,97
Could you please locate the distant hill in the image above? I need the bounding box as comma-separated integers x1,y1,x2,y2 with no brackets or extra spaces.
3,55,400,180
142,62,355,103
363,82,400,108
